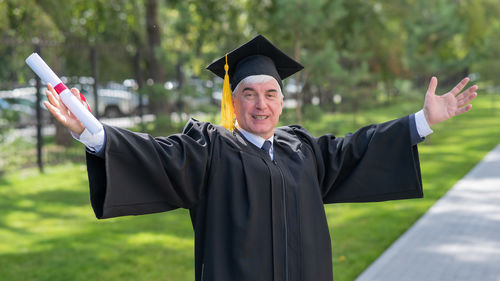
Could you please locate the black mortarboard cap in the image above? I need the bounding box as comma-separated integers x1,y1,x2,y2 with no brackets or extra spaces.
206,35,304,91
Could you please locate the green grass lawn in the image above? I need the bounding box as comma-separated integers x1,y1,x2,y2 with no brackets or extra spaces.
1,94,499,281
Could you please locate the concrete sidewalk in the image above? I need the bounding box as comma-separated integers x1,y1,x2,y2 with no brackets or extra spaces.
355,143,500,281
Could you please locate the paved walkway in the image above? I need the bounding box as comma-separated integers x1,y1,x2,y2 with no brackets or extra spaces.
355,143,500,281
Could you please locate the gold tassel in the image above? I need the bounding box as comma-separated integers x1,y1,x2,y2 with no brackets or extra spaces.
221,54,235,131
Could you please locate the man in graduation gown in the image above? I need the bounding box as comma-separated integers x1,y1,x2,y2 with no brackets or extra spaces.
43,35,478,281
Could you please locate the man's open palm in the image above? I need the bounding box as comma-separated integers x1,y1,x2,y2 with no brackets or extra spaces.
423,77,478,127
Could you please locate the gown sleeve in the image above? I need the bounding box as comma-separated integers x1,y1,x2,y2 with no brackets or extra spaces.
85,119,215,219
297,115,423,203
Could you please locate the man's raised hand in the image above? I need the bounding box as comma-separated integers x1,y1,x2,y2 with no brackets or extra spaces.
423,77,478,127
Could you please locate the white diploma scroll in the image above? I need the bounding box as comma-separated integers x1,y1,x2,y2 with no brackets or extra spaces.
25,53,102,135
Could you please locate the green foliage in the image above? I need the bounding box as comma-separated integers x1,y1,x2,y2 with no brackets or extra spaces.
402,0,467,79
0,134,86,175
302,104,324,122
0,0,63,84
139,83,174,114
2,0,500,117
144,113,186,136
0,126,12,174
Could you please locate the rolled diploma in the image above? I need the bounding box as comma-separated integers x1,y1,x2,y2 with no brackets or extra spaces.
25,53,102,135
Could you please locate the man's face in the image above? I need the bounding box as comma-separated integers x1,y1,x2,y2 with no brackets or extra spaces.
233,78,283,139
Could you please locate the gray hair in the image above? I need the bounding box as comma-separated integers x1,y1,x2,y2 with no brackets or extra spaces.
232,75,283,97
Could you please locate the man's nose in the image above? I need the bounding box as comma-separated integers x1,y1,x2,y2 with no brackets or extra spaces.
255,95,267,109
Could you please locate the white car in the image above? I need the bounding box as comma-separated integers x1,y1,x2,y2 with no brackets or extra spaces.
0,88,50,127
82,88,147,118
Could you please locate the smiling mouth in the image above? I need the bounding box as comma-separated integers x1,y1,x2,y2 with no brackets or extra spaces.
252,115,269,120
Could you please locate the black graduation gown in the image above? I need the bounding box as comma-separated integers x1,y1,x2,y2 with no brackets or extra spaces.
85,116,422,281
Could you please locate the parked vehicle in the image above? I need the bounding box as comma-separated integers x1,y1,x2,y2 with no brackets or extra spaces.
0,88,51,127
75,81,148,118
81,88,148,118
0,82,148,128
0,97,22,127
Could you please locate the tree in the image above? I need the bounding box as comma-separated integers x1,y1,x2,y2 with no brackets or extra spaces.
0,0,63,85
246,0,350,122
462,0,500,85
145,0,166,83
401,0,470,85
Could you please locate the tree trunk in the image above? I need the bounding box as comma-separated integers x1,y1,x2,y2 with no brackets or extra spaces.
384,79,393,106
293,33,303,123
54,120,73,147
146,0,166,83
91,46,100,118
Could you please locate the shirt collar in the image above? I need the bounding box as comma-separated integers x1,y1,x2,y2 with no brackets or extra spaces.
236,126,274,149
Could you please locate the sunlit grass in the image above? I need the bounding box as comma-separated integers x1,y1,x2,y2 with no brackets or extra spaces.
1,94,499,280
0,165,194,281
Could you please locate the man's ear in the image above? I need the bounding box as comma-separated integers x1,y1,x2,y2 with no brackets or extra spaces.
280,95,284,114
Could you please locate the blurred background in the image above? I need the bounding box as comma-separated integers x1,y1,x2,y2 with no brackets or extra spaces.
2,0,500,174
1,1,500,280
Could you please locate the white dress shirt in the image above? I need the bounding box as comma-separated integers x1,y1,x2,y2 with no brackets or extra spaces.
237,127,275,160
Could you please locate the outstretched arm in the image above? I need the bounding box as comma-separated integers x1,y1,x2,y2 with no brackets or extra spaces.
423,77,478,127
